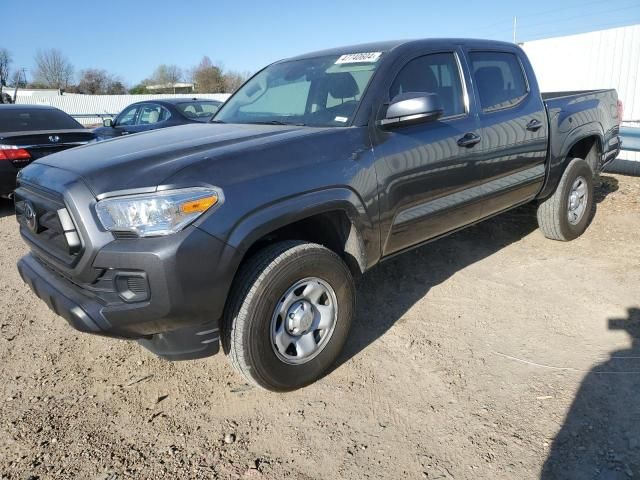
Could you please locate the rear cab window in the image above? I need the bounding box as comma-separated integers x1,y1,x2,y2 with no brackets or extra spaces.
469,51,529,112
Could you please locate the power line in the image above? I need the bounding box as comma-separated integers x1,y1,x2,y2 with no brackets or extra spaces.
517,1,640,32
474,0,615,34
519,18,640,42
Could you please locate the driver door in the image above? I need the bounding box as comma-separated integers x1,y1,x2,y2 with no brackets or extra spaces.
372,49,484,256
112,104,140,137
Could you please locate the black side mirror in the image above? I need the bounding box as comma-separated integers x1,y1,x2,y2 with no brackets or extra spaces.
378,92,444,129
103,118,114,128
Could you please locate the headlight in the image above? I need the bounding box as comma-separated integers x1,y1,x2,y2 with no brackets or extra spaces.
95,187,223,237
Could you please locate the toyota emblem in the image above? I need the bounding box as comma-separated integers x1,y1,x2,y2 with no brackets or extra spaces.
23,201,39,233
48,135,60,143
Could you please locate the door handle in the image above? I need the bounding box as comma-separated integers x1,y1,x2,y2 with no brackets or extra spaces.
457,132,481,148
526,119,543,132
121,131,130,135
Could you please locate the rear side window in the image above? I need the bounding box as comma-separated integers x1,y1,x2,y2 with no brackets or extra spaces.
469,51,528,112
176,101,220,120
138,105,171,125
0,108,82,132
390,53,466,117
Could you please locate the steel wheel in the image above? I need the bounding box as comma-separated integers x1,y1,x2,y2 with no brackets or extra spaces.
270,277,338,365
567,176,588,225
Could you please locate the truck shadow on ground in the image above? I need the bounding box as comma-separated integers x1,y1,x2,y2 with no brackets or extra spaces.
0,198,14,219
337,175,619,369
541,307,640,480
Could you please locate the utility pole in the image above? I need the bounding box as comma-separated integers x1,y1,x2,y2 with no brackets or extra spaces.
13,68,26,103
513,16,518,44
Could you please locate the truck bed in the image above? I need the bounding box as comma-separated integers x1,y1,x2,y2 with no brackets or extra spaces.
539,88,621,180
541,89,615,101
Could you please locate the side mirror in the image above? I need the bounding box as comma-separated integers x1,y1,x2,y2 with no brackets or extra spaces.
378,92,444,129
103,118,114,128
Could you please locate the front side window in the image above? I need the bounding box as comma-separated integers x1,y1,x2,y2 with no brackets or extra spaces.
390,53,466,117
469,51,528,112
116,105,139,126
213,53,383,127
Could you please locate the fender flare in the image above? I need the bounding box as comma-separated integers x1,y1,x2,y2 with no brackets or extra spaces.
538,122,605,200
225,187,378,270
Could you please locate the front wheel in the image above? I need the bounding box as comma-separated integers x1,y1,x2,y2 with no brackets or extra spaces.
222,241,355,391
537,158,594,241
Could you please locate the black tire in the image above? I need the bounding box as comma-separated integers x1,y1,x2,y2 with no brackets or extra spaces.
604,158,640,177
537,158,594,241
222,241,355,392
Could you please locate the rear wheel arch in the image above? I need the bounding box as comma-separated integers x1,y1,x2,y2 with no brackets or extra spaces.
565,135,603,173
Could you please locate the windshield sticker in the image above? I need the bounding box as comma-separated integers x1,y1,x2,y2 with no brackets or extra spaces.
334,116,348,123
335,52,382,64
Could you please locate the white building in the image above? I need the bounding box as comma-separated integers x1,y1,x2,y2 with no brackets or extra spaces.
522,24,640,164
521,24,640,124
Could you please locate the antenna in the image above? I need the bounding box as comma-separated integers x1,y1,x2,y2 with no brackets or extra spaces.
513,16,518,43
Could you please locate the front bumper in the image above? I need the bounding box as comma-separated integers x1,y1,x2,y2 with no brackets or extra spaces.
17,226,239,360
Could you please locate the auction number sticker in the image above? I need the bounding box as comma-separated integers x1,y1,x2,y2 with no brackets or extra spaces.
335,52,382,64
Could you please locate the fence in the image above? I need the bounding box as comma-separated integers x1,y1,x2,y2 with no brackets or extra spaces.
14,93,231,126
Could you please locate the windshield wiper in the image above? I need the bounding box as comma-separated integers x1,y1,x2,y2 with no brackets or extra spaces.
210,120,226,124
247,120,306,126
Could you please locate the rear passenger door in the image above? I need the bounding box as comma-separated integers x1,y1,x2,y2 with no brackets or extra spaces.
467,49,548,217
373,49,484,256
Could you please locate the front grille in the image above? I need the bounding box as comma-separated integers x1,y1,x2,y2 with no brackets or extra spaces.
14,185,83,267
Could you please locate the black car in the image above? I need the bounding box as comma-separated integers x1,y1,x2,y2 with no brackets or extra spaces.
0,105,95,197
93,98,222,140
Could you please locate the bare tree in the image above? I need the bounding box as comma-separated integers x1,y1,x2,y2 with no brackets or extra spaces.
151,64,183,93
0,48,12,87
223,70,250,93
33,49,74,89
77,68,126,94
191,56,224,93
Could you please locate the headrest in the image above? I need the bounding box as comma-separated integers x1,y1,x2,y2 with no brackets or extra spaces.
390,63,438,98
475,67,504,89
327,73,359,98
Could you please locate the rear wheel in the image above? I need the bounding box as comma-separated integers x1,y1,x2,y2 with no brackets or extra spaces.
537,158,594,241
222,241,355,391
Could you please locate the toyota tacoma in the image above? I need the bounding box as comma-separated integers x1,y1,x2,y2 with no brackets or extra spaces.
14,39,621,391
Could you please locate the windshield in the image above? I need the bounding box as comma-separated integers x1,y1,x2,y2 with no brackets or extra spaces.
213,53,383,127
176,101,221,122
0,108,82,132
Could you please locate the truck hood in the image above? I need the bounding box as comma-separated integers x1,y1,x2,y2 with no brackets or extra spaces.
33,123,323,196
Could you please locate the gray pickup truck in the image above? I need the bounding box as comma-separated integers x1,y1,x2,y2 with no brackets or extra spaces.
14,39,621,391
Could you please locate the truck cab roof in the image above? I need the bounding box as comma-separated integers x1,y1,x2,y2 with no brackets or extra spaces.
285,38,520,62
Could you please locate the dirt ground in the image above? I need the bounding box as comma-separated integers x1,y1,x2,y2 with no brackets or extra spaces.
1,174,639,480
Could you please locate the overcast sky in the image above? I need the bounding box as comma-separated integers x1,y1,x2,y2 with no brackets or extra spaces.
3,0,640,85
